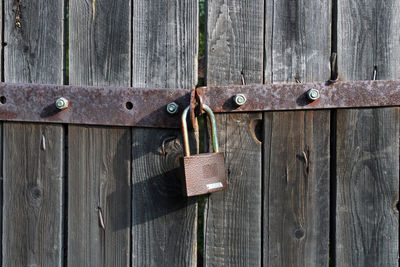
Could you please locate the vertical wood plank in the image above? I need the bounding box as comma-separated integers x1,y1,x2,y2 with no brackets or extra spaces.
2,0,64,266
0,0,2,80
335,108,399,266
205,0,264,266
0,0,3,264
68,0,131,266
263,0,331,266
3,123,63,266
263,111,330,266
336,0,400,266
67,126,131,266
131,1,198,266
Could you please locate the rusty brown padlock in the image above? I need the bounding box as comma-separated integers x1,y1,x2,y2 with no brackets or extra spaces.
180,103,227,197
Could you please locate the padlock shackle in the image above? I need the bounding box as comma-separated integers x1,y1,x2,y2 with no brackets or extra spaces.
181,104,219,157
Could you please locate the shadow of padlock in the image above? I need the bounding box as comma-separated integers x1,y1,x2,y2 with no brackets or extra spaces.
180,104,228,197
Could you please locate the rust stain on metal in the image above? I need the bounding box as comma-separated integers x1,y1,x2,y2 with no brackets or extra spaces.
0,82,190,128
196,80,400,113
0,80,400,128
189,89,198,132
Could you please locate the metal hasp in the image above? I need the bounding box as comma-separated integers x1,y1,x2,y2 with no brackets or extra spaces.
196,80,400,112
0,80,399,128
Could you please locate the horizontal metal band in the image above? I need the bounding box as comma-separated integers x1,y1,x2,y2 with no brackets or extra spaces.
0,80,399,128
197,80,400,113
0,83,189,128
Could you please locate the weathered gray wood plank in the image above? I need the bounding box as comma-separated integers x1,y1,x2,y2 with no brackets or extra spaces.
264,0,331,265
131,1,198,266
205,0,264,266
0,0,2,80
68,0,131,266
2,0,64,266
3,0,64,84
131,0,198,89
3,123,64,266
263,111,330,266
336,0,400,265
3,123,63,266
68,126,131,266
205,113,262,266
336,108,399,266
131,128,197,266
0,0,2,262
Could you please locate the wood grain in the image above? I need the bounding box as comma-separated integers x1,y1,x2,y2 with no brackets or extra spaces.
131,0,198,88
68,126,131,266
264,111,330,266
131,129,197,266
0,0,2,264
68,0,131,266
2,0,64,266
3,123,63,266
131,0,198,266
205,0,264,265
264,0,331,265
336,0,400,265
336,108,399,266
3,0,64,83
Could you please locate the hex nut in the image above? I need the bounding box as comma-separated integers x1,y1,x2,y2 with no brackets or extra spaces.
233,94,247,106
306,89,320,101
55,97,69,110
167,102,179,115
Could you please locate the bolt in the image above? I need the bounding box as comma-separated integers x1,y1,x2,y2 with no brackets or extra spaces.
233,94,247,106
166,102,179,115
306,89,320,101
55,97,69,110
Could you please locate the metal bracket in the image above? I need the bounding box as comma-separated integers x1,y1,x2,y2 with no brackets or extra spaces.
0,80,399,128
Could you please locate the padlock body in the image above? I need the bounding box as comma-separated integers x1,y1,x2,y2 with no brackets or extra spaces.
181,152,227,196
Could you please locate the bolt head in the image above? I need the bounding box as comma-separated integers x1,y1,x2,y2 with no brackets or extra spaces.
167,102,179,114
233,94,247,106
55,97,69,110
307,89,320,101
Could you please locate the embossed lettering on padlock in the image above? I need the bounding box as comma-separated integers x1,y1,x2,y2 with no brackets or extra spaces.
180,104,227,197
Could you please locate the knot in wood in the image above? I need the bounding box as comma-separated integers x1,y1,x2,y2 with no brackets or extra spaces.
294,228,305,239
28,185,43,204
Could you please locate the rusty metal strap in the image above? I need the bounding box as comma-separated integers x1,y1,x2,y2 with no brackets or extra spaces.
196,80,400,113
0,80,399,128
0,83,189,128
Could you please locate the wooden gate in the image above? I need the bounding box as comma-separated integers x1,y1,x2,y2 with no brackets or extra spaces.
0,0,399,266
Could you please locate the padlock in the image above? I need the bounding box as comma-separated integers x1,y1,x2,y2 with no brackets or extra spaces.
180,103,227,197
